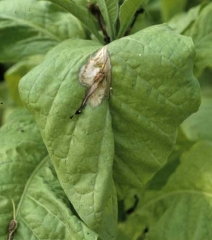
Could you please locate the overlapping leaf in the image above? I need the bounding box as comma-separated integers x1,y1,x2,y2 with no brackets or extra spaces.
0,0,86,62
45,0,103,43
168,4,203,33
181,94,212,142
130,141,212,240
19,24,200,238
97,0,119,40
118,0,144,38
169,2,212,76
0,109,98,240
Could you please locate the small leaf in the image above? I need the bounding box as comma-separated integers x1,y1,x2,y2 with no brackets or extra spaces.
117,0,144,38
96,0,119,40
0,0,86,62
0,108,98,240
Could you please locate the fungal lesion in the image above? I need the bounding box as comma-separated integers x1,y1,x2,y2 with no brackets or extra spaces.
71,46,111,118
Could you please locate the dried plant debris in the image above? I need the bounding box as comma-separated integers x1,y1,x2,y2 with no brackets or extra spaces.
8,220,17,240
8,199,18,240
71,46,111,117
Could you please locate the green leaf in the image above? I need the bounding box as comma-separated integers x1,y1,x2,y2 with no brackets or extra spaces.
161,0,187,21
19,40,117,240
185,2,212,76
169,2,212,76
0,0,86,63
108,24,200,198
97,0,119,40
45,0,104,43
135,141,212,240
168,4,202,33
130,0,163,34
146,130,190,191
5,56,43,106
19,24,200,236
117,0,144,38
117,214,146,240
0,82,10,110
0,82,11,125
0,108,98,240
181,94,212,142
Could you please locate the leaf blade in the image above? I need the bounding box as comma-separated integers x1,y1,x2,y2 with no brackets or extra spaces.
117,0,143,38
108,24,201,198
0,109,98,240
169,2,212,76
140,141,212,240
97,0,119,40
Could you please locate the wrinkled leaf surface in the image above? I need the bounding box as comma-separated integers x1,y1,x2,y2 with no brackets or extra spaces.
19,24,200,238
0,109,98,240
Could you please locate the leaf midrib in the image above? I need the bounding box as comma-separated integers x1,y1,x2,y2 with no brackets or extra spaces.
15,155,49,218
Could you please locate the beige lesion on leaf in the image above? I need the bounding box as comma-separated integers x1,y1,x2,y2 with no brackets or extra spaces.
79,46,111,108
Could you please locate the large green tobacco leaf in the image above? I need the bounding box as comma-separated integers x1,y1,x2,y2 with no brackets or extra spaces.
0,0,86,63
97,0,118,40
0,109,98,240
131,141,212,240
19,24,200,238
45,0,103,43
117,0,144,38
